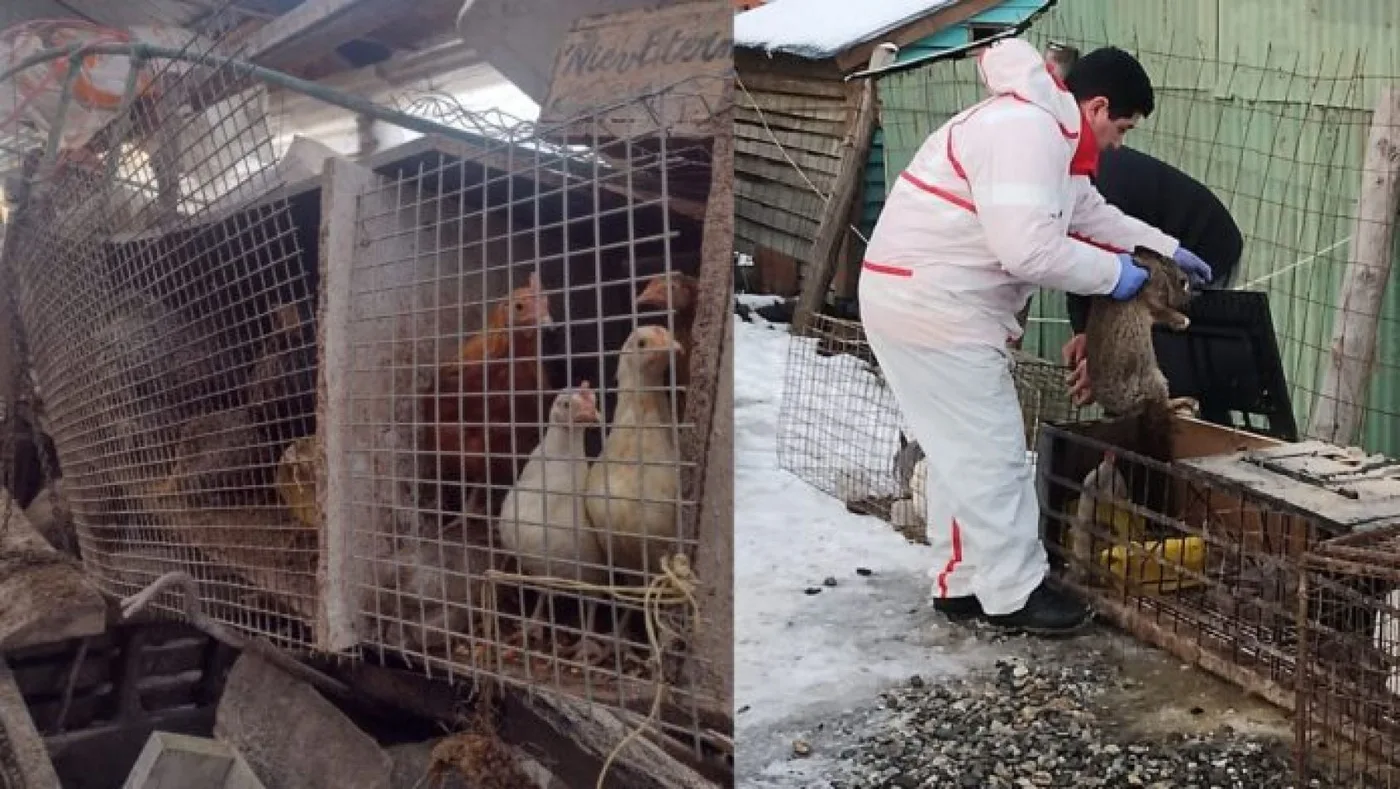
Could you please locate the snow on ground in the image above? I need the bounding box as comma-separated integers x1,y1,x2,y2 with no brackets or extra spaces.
735,292,783,310
734,0,959,60
733,315,1001,786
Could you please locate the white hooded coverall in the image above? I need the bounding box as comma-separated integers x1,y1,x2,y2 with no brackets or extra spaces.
858,38,1180,615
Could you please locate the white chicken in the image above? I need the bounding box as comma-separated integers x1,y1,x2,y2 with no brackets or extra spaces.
586,325,686,580
497,382,607,663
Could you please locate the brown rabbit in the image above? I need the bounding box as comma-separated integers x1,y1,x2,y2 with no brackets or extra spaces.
1084,246,1198,462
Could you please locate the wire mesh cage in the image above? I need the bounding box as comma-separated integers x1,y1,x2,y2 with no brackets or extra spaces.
775,313,899,513
1296,525,1400,786
1034,418,1400,712
318,75,729,748
1,18,321,649
0,5,733,759
776,312,1093,540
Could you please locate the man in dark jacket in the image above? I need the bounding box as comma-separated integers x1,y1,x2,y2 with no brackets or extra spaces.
1061,142,1244,405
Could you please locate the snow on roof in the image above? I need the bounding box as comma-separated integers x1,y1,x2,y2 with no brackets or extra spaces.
734,0,963,60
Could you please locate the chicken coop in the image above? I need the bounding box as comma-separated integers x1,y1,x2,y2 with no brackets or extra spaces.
1038,418,1400,713
0,15,733,773
1296,523,1400,786
776,311,1092,541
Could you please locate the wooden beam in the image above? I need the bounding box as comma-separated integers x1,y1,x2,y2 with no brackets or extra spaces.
498,690,723,789
792,57,881,334
315,155,378,653
678,75,734,738
1308,86,1400,446
243,0,416,74
834,0,1007,74
0,661,62,789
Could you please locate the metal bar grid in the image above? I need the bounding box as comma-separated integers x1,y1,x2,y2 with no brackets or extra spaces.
1296,525,1400,786
1,9,320,650
1037,419,1340,711
327,75,726,749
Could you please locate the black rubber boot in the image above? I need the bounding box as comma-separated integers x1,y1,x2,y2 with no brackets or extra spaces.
932,596,984,620
983,582,1093,636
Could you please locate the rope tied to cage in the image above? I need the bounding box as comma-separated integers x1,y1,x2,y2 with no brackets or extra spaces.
482,550,699,608
486,553,698,788
598,552,698,789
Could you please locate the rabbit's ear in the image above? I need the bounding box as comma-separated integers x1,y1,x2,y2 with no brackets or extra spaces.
526,271,541,291
578,379,591,392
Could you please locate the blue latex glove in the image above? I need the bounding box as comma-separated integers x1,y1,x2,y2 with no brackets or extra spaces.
1173,246,1213,285
1109,254,1148,301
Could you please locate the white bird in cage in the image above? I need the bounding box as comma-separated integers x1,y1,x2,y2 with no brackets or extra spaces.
497,382,609,665
586,325,685,607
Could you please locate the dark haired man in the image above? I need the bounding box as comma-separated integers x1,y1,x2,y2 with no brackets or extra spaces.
857,39,1212,635
1036,45,1244,403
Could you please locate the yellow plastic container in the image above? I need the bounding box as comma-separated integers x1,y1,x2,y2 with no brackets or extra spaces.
1098,536,1207,596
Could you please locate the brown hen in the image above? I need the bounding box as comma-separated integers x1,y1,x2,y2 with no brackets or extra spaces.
422,272,554,511
636,270,698,420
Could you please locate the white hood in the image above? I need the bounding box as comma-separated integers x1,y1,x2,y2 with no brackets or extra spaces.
976,38,1083,140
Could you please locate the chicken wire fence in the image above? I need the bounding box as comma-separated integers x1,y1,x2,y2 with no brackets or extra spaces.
0,8,728,754
775,312,1093,542
877,3,1400,457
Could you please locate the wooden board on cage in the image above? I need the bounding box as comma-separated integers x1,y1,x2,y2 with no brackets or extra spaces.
537,1,731,145
1297,526,1400,786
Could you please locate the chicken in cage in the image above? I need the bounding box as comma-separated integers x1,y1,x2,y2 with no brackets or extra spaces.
321,119,709,708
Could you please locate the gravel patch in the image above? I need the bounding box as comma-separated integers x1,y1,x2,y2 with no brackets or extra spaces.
817,649,1327,789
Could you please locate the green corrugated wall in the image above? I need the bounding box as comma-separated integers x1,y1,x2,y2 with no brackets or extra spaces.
876,0,1400,454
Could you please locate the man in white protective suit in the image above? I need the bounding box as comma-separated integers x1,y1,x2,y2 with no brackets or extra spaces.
857,38,1213,635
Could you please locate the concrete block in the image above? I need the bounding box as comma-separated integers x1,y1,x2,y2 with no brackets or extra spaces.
214,653,392,789
122,731,265,789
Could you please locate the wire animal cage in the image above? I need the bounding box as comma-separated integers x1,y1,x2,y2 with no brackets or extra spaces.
776,312,1092,540
2,26,322,650
1038,421,1400,712
0,16,732,761
1296,524,1400,786
323,79,726,745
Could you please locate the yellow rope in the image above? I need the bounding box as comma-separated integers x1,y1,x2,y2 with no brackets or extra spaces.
484,554,698,788
593,553,698,789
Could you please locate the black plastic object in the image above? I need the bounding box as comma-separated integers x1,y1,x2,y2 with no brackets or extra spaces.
1151,287,1298,441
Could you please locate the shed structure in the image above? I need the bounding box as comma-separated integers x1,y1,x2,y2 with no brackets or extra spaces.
732,0,1048,305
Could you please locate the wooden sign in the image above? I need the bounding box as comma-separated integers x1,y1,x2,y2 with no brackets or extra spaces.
538,1,732,140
